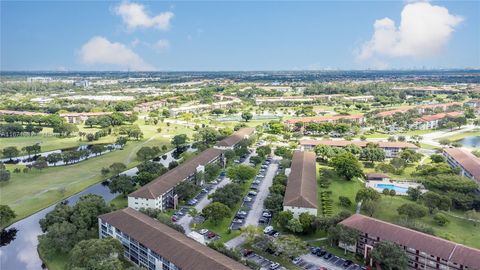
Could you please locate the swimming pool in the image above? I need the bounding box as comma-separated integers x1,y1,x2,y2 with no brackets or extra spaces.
375,183,408,193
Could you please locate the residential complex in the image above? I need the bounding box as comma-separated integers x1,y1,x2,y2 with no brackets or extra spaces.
99,208,250,270
340,214,480,270
283,151,318,217
59,111,131,124
128,128,255,210
134,100,167,112
411,112,463,130
254,94,341,105
443,148,480,184
286,114,366,127
300,139,418,158
0,109,48,116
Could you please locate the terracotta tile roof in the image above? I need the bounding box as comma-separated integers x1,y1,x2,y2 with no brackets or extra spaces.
340,214,480,269
283,151,318,209
415,111,463,122
416,102,462,109
99,208,250,270
129,148,224,199
444,148,480,182
215,127,255,147
286,114,365,124
300,139,418,149
375,109,409,117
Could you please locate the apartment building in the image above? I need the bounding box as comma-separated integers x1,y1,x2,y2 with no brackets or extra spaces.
128,148,224,210
340,214,480,270
134,100,167,112
286,114,365,128
99,208,250,270
283,151,318,217
255,94,342,105
0,110,48,116
214,127,256,150
300,139,418,158
59,111,131,124
443,148,480,185
411,112,463,130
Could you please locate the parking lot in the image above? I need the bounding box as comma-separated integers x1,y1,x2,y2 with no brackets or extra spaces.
230,156,274,230
244,252,287,270
299,247,366,270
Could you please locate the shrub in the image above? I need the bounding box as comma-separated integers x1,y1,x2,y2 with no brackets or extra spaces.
433,213,450,226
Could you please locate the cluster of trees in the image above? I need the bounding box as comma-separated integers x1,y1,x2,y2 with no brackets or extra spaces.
211,183,244,209
38,195,111,259
356,188,382,216
116,125,143,140
375,149,423,175
0,204,16,227
85,113,137,128
264,174,288,213
304,122,356,135
329,152,364,181
1,114,64,127
0,123,43,137
134,161,168,186
136,146,161,161
276,211,316,234
227,165,256,183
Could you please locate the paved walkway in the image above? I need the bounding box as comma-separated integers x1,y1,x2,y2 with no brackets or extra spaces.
244,156,279,226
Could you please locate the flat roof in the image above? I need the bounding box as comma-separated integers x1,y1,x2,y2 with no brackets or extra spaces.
129,148,224,199
283,151,318,209
99,208,250,270
444,148,480,182
340,214,480,269
215,127,255,147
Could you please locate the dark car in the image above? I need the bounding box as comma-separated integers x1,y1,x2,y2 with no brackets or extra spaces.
323,253,333,260
316,250,327,257
343,260,353,268
267,230,278,236
206,232,216,239
242,249,253,257
310,247,320,254
265,248,275,255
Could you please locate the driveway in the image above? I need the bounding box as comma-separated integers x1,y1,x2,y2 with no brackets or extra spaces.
244,156,279,226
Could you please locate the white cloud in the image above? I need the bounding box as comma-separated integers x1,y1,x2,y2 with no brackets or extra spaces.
152,39,170,52
356,2,463,61
79,36,155,70
114,2,174,31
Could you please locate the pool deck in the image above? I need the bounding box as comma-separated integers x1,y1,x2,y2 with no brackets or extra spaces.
365,180,423,196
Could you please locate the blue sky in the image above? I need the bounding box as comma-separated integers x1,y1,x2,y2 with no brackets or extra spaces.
1,1,479,71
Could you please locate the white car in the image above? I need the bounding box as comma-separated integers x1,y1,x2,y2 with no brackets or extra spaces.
262,212,272,218
269,263,280,269
199,229,208,235
263,226,273,234
292,257,301,264
244,197,252,202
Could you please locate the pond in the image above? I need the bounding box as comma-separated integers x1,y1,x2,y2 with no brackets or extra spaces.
457,136,480,148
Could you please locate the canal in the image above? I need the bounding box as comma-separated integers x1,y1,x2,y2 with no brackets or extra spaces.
0,146,191,270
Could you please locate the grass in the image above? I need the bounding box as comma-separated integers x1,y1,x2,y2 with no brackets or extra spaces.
39,249,68,270
0,120,195,225
318,162,480,249
109,195,128,209
436,130,480,142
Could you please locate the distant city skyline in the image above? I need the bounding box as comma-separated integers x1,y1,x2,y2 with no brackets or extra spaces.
1,1,479,71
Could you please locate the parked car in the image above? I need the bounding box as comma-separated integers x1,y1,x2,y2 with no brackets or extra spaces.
206,232,216,239
267,229,277,236
343,260,353,268
248,191,257,196
262,211,272,218
244,196,252,202
292,257,301,264
242,249,253,257
316,250,327,257
199,229,208,235
233,218,243,224
263,226,273,234
269,263,280,269
310,247,321,254
171,215,178,222
210,180,218,184
272,232,280,237
259,217,268,223
323,253,333,260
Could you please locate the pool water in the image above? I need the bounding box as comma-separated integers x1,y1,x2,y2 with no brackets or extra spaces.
375,183,408,193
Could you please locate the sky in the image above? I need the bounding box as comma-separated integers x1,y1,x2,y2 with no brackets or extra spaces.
1,0,479,71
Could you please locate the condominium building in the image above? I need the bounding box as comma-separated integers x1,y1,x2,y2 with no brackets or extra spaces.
134,100,167,112
128,148,225,210
411,112,463,130
0,110,48,116
443,148,480,185
283,151,317,217
286,114,365,128
300,139,418,158
340,214,480,270
99,208,250,270
214,127,256,150
59,111,131,124
254,94,342,105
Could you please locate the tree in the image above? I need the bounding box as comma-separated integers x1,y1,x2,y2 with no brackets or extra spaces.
108,175,134,196
276,210,294,229
314,145,335,161
272,235,307,258
115,136,128,149
194,127,220,146
227,165,256,183
0,169,11,182
339,196,352,207
241,111,253,122
397,203,428,219
329,152,363,180
433,213,450,226
360,145,385,163
265,193,284,213
2,146,19,159
46,153,62,166
211,183,243,208
32,157,48,170
38,221,79,257
355,188,381,203
371,241,408,270
430,154,445,163
175,181,199,201
90,144,104,156
328,225,358,254
362,200,378,217
286,218,303,233
421,191,451,213
439,138,451,146
109,162,126,176
256,145,272,158
69,238,123,270
202,202,230,225
136,146,159,161
171,134,189,150
0,205,16,226
299,212,316,233
406,187,422,201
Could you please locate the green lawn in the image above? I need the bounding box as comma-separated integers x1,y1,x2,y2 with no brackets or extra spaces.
109,195,128,209
0,120,195,225
318,163,480,249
